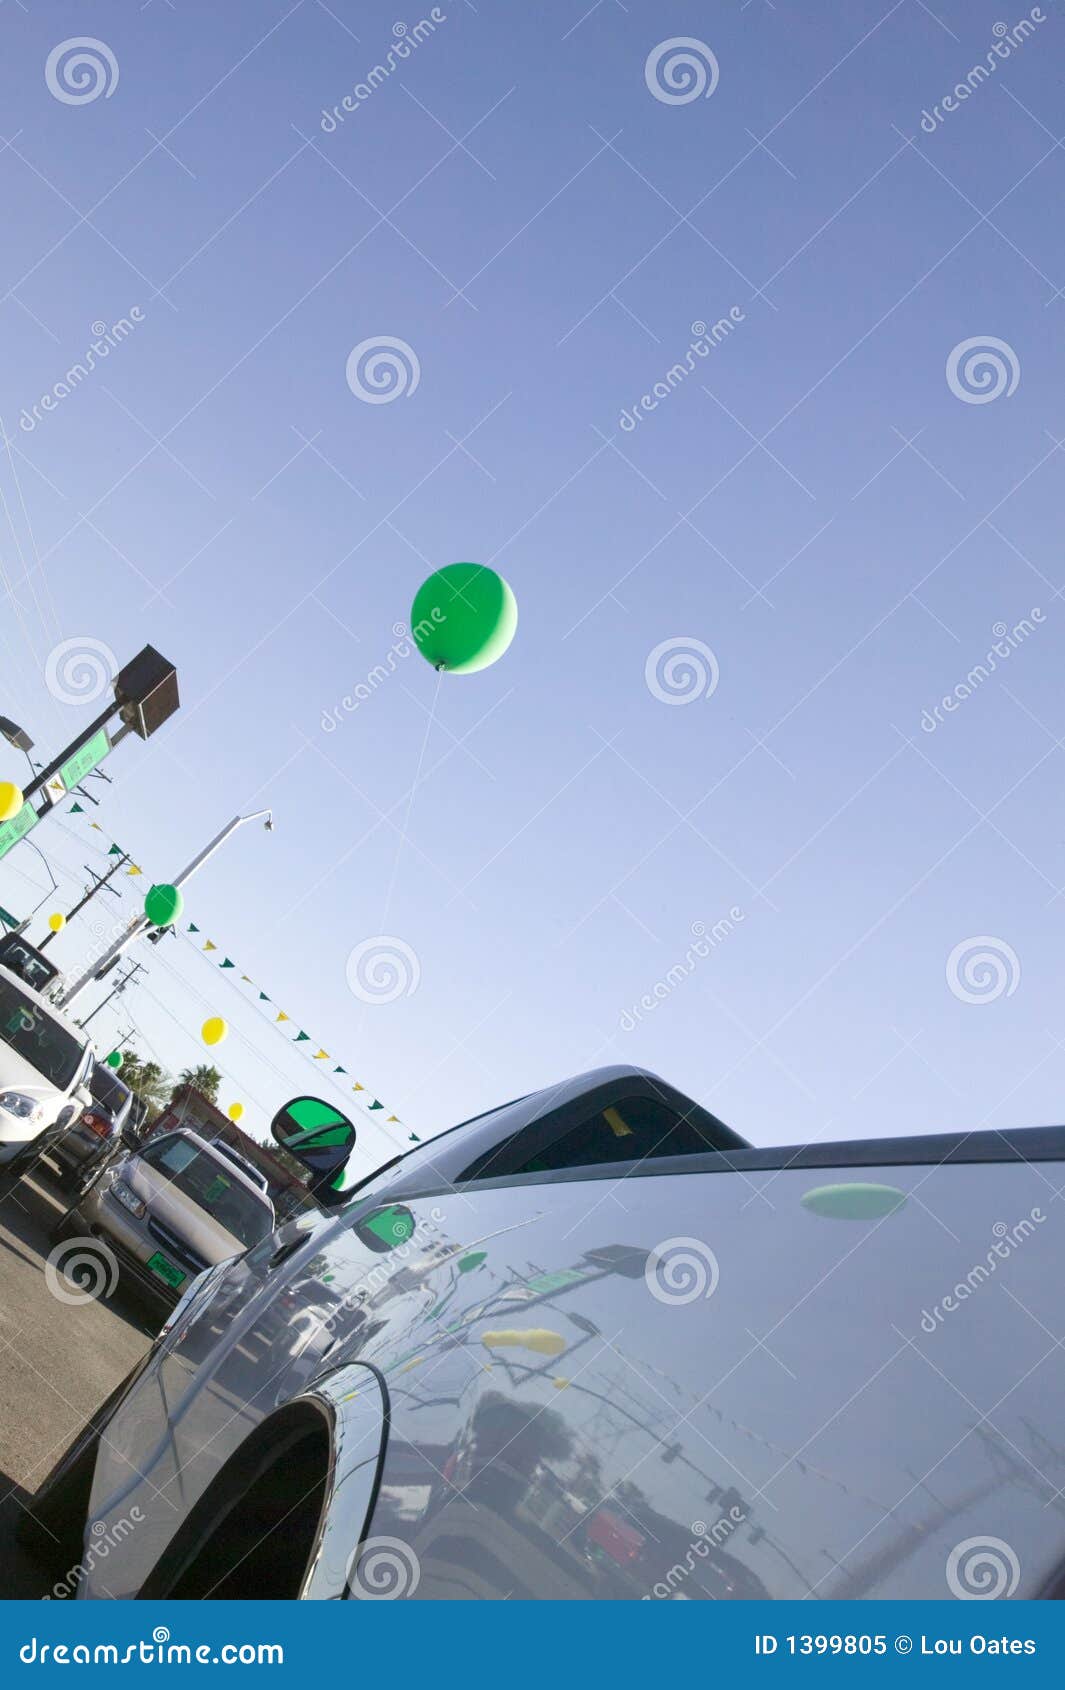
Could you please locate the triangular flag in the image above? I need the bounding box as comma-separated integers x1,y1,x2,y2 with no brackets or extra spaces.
126,864,143,876
352,1082,365,1092
369,1100,383,1111
276,1011,289,1023
333,1065,347,1075
294,1030,309,1043
313,1048,328,1060
48,780,63,793
219,958,235,969
188,923,200,934
89,821,103,831
203,940,217,953
108,843,122,856
240,974,253,983
259,992,270,1002
409,1134,421,1143
387,1115,399,1123
69,803,84,814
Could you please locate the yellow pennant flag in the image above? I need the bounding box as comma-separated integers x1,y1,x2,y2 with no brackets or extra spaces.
352,1082,365,1092
313,1048,328,1061
90,822,103,832
387,1115,399,1123
276,1011,289,1023
203,940,217,953
127,864,143,877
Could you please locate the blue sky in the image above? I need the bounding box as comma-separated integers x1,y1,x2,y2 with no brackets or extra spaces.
1,0,1064,1175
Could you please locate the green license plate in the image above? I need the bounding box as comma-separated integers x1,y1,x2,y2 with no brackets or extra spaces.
146,1250,186,1290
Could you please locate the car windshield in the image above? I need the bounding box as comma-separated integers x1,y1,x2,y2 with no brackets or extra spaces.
138,1135,273,1247
90,1066,130,1114
0,975,85,1089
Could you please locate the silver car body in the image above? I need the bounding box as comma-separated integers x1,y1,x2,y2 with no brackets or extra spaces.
75,1066,1065,1600
73,1127,275,1306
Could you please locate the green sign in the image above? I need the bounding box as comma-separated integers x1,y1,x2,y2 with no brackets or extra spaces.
0,906,19,930
0,803,38,862
58,727,111,791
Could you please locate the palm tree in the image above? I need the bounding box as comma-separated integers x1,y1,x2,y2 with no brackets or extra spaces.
118,1050,172,1111
177,1064,222,1103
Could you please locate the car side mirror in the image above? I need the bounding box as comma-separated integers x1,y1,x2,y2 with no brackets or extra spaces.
271,1096,357,1206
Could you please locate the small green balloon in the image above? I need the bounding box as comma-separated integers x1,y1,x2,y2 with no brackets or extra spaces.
144,883,184,927
411,563,517,674
801,1182,907,1220
105,1050,123,1070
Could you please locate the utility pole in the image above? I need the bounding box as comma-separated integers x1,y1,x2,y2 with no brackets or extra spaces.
38,854,131,948
59,809,274,1008
79,961,144,1028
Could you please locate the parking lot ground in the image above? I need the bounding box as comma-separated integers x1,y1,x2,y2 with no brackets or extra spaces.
0,1165,152,1596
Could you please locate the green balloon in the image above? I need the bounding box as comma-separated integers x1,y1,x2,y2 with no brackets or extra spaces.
411,563,517,674
144,883,184,927
106,1050,123,1070
800,1182,907,1221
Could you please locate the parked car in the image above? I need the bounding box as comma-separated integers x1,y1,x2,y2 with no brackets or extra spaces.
21,1067,1065,1600
0,964,94,1172
38,1063,135,1191
55,1125,276,1310
0,932,62,998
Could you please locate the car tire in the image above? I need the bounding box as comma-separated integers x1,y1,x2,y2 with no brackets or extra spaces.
15,1356,150,1574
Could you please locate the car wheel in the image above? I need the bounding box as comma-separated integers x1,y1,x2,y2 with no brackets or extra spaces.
16,1356,150,1573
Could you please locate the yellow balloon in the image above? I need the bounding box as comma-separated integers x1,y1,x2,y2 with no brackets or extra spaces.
227,1101,244,1123
48,912,65,933
202,1016,228,1047
0,782,23,824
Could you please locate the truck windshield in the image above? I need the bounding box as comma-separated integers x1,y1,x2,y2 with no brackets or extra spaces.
0,976,85,1089
139,1135,273,1247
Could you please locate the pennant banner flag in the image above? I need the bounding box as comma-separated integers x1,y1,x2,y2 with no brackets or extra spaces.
56,808,409,1139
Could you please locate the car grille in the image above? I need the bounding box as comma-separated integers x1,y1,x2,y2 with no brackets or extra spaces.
146,1216,208,1277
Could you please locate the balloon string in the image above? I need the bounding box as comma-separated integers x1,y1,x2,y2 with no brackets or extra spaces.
380,667,442,930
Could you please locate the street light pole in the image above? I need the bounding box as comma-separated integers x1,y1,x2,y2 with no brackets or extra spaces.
58,809,274,1008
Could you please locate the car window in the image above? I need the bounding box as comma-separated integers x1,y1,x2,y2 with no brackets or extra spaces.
365,1081,744,1203
0,977,86,1089
459,1095,728,1180
138,1135,274,1247
90,1065,131,1114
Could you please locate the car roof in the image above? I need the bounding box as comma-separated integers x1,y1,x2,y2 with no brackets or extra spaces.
143,1126,275,1208
0,963,94,1046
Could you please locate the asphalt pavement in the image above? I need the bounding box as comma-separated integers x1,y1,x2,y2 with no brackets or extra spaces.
0,1161,152,1596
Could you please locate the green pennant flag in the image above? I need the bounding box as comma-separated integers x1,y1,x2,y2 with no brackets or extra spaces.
220,958,235,969
408,1134,421,1142
369,1100,384,1110
69,803,84,814
108,844,123,856
333,1065,347,1074
188,923,200,934
295,1030,309,1043
258,992,270,1002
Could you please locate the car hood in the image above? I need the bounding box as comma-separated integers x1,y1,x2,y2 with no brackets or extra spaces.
126,1159,258,1263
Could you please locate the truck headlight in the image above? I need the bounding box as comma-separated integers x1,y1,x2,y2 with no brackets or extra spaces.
0,1092,40,1121
111,1179,147,1219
